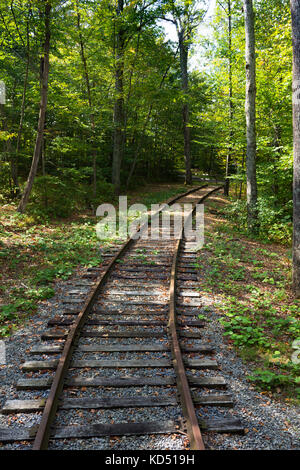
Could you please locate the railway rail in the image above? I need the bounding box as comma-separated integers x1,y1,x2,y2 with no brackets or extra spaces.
0,185,244,450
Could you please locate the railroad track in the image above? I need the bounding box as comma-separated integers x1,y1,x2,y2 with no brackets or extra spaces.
0,185,244,450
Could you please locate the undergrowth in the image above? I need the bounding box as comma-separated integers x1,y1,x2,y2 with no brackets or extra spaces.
197,199,300,403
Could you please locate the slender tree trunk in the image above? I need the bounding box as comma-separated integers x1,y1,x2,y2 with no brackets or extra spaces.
239,152,245,199
13,20,30,196
0,100,13,190
16,54,29,157
4,78,18,194
112,0,125,195
17,2,51,213
291,0,300,296
179,29,192,185
76,4,97,198
123,29,141,149
41,135,48,208
272,124,282,198
244,0,259,232
224,0,233,196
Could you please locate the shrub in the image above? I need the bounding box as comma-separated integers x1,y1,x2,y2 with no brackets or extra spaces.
28,175,76,218
248,369,293,390
224,197,292,244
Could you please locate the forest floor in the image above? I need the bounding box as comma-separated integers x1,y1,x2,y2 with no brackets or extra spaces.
0,182,190,338
202,193,299,405
0,183,299,450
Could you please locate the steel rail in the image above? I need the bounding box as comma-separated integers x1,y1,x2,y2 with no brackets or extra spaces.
32,184,209,450
168,185,224,451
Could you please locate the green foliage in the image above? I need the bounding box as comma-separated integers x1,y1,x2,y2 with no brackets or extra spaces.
33,266,74,284
140,188,188,208
1,0,208,207
0,304,18,321
220,314,271,348
0,162,13,201
28,176,74,218
197,215,300,400
0,0,294,228
248,369,296,391
200,0,293,239
25,287,55,301
223,198,292,244
0,286,55,336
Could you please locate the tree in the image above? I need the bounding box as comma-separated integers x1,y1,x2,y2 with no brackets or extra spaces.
112,0,125,195
0,0,37,196
178,14,192,185
17,1,51,213
291,0,300,295
243,0,259,232
224,0,233,196
75,0,97,198
167,0,206,185
111,0,159,194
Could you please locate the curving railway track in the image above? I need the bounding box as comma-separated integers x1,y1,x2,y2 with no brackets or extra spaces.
0,184,244,450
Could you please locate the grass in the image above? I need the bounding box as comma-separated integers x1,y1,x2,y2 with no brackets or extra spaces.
0,182,193,337
137,187,188,208
196,194,300,404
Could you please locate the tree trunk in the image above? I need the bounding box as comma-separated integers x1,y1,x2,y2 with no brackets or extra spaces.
244,0,259,232
76,4,97,198
17,2,51,213
112,0,125,195
239,152,245,199
13,20,30,197
224,0,233,196
179,29,192,186
291,0,300,296
0,99,14,192
41,134,48,208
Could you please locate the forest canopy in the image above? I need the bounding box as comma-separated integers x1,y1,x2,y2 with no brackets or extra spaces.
0,0,295,244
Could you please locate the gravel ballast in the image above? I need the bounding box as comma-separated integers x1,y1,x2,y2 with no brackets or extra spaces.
1,272,299,450
0,207,299,451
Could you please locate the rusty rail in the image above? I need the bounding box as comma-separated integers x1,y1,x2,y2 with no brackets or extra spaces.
168,186,223,450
